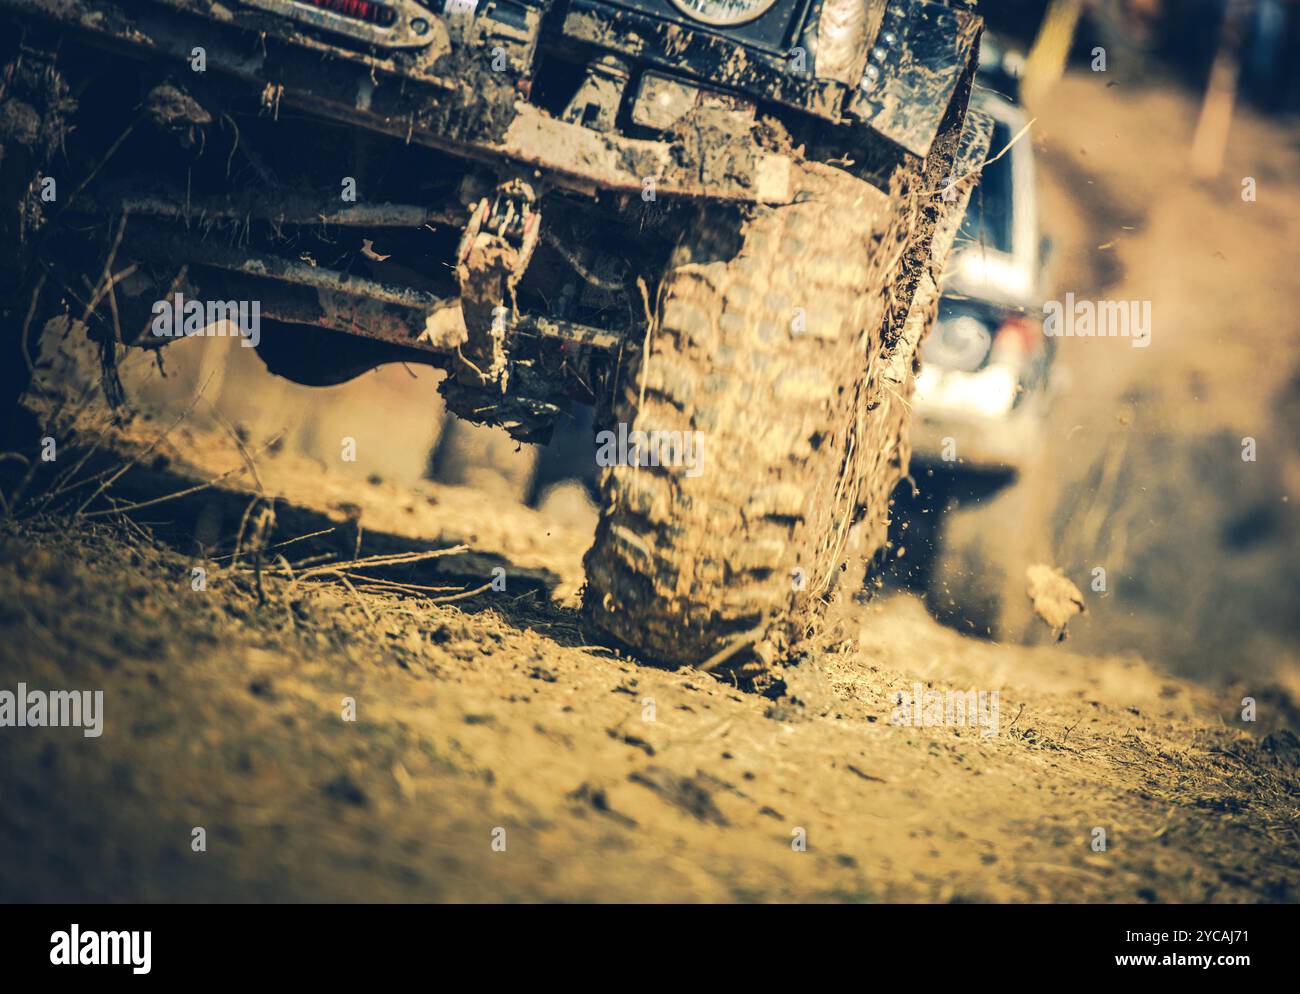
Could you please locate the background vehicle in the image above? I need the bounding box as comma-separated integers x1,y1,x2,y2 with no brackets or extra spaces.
0,0,992,676
884,38,1057,641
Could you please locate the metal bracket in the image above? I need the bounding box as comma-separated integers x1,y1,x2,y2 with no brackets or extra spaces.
562,56,630,134
454,178,540,389
239,0,443,50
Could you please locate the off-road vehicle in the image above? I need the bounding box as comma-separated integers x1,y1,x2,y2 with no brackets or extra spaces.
0,0,993,678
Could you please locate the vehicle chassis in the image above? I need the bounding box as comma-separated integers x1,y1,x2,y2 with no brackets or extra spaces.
2,0,983,442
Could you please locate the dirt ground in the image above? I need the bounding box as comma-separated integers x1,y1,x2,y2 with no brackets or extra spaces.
1,70,1298,903
1,503,1297,903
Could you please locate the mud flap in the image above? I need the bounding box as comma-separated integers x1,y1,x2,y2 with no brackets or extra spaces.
934,105,995,261
883,106,993,389
851,104,993,569
850,0,983,159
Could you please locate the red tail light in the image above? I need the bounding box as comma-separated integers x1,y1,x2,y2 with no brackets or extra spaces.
990,314,1040,359
301,0,397,26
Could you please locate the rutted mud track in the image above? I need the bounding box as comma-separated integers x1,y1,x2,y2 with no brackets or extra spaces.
0,408,1296,901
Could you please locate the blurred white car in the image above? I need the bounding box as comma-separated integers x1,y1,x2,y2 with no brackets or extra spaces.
911,50,1054,475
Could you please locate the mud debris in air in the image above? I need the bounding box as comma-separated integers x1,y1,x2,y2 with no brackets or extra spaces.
1025,565,1087,641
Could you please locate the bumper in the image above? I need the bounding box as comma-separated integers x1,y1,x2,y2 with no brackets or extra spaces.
910,388,1047,476
3,0,799,204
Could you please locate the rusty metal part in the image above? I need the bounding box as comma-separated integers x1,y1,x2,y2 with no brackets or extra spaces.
456,179,540,268
514,314,619,351
239,0,440,50
454,178,540,389
121,224,466,351
253,281,457,352
76,190,463,230
121,221,623,356
173,242,452,314
562,55,630,134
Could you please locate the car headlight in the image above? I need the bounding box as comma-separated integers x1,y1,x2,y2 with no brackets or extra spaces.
667,0,779,27
925,313,993,372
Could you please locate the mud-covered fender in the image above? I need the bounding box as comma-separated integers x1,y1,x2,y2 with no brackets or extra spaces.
849,0,982,159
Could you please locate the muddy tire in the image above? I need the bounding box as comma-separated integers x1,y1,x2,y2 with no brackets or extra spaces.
582,166,919,671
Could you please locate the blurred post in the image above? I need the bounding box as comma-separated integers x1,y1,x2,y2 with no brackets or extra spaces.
1022,0,1082,108
1189,0,1247,179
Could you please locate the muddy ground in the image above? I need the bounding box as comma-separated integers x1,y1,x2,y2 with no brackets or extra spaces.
1,70,1299,903
1,496,1297,903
